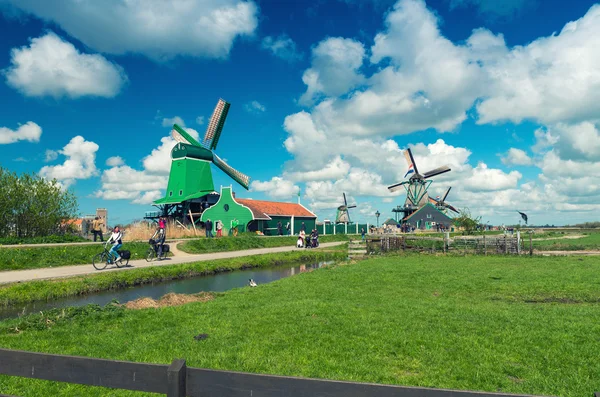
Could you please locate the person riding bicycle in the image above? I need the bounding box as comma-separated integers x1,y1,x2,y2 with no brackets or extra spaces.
107,226,123,263
150,221,166,258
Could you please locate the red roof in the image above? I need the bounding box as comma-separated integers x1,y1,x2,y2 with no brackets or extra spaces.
235,199,316,219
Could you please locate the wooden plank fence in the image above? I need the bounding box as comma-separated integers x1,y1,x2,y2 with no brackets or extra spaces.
366,235,527,255
0,348,565,397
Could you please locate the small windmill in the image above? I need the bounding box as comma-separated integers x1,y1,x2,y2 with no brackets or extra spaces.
154,99,250,211
432,187,459,214
388,148,451,208
335,193,356,224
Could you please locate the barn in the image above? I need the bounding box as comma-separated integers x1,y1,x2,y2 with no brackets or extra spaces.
200,186,317,235
402,202,452,231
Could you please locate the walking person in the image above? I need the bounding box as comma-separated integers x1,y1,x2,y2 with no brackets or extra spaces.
232,218,239,236
361,227,366,241
91,217,104,242
277,221,283,236
286,222,291,235
206,219,214,238
216,220,223,237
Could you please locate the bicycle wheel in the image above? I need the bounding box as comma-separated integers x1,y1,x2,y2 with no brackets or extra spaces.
146,247,155,262
115,257,128,268
92,252,107,270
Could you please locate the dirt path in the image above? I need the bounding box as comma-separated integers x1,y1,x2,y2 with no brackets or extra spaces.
534,250,600,256
0,242,344,285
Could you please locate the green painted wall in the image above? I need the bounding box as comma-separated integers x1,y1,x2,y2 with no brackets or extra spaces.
200,187,253,235
156,158,215,204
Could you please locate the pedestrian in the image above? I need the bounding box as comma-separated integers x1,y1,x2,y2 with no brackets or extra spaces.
300,222,306,232
286,221,291,235
277,221,283,236
216,220,223,237
91,216,104,242
361,227,366,241
232,218,239,236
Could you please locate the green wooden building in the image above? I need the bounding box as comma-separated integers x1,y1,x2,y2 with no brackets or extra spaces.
201,186,317,235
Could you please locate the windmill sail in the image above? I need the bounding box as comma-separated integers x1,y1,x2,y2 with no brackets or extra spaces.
172,124,202,147
204,99,230,150
423,166,451,179
212,152,250,190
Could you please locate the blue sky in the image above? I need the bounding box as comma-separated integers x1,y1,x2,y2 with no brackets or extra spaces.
1,0,599,226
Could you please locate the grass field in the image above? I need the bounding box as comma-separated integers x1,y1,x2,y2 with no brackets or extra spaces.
0,249,347,307
531,231,600,251
0,242,153,271
0,254,599,396
178,234,350,254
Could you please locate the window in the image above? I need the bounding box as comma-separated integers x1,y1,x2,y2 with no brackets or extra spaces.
426,214,432,219
224,204,230,212
169,191,173,197
179,190,183,196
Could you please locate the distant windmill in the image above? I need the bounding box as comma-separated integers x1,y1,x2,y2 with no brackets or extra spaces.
336,193,356,224
433,187,459,214
388,148,451,207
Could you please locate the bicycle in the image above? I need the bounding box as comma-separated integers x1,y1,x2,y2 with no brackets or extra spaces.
92,241,130,270
146,240,169,262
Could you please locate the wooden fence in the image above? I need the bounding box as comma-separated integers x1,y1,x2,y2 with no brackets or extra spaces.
0,348,561,397
367,234,530,256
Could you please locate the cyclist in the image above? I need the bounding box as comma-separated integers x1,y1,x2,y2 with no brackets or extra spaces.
150,222,166,258
107,226,123,263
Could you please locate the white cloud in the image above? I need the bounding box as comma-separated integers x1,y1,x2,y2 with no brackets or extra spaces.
196,116,205,125
501,148,532,166
143,128,200,173
261,34,303,62
161,116,185,128
462,163,522,191
244,100,266,113
476,4,600,125
250,177,300,199
286,156,351,182
4,32,127,99
106,156,125,167
95,165,168,203
299,37,365,106
0,122,42,144
45,149,58,162
534,122,600,162
7,0,259,61
532,127,559,154
39,136,99,187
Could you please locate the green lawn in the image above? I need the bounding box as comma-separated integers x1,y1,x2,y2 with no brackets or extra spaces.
531,231,600,251
0,242,152,271
1,254,599,396
178,234,350,254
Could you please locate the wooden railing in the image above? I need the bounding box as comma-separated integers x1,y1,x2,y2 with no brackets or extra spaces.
0,348,566,396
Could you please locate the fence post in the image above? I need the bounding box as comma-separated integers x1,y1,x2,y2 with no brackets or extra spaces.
529,232,533,256
345,223,348,235
167,359,186,397
483,234,486,256
504,235,508,254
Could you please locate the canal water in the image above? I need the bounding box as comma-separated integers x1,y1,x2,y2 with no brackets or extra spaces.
0,261,332,320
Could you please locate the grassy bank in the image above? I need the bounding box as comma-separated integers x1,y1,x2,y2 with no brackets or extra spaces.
0,249,347,307
0,242,152,271
178,234,350,254
1,254,599,396
532,231,600,251
0,234,88,245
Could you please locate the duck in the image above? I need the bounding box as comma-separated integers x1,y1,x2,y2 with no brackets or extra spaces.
249,279,257,287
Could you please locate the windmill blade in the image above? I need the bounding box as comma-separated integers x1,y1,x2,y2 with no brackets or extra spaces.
172,124,202,147
447,204,459,213
423,166,451,179
442,187,452,202
347,205,357,209
388,182,403,192
405,148,419,175
343,192,348,206
212,152,250,190
204,99,230,150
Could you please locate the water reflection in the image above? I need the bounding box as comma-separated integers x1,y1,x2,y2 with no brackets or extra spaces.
0,261,332,320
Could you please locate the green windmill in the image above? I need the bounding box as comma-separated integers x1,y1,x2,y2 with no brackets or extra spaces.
154,99,250,217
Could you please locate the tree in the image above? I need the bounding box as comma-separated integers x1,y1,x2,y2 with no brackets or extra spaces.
0,168,78,238
453,207,481,235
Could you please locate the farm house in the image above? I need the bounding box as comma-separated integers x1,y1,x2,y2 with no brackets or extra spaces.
200,187,317,235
